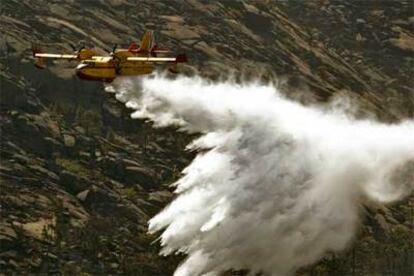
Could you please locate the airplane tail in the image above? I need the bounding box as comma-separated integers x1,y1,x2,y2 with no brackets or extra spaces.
132,31,171,56
139,30,154,51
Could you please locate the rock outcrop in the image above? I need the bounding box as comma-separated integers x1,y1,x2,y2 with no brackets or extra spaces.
0,0,412,275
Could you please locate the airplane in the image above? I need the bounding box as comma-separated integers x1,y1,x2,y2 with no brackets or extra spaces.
32,31,187,82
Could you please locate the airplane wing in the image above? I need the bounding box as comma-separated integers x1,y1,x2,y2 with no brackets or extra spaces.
126,57,177,62
126,54,187,63
34,54,113,62
34,53,78,59
32,44,79,69
32,49,79,69
32,44,102,61
31,43,112,68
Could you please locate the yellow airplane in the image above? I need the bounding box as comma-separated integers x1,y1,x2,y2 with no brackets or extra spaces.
32,31,187,82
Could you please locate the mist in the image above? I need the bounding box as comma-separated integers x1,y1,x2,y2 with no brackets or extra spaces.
106,74,414,276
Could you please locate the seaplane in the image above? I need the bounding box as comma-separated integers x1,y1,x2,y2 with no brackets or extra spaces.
32,31,187,82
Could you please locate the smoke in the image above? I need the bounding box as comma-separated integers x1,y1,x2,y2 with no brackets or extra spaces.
107,74,414,276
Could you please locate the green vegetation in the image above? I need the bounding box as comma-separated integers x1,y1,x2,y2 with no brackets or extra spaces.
122,187,140,202
55,157,90,178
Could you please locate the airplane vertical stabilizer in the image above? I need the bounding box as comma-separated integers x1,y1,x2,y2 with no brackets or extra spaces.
139,31,154,51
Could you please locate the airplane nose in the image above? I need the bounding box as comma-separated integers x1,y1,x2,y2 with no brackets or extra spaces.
75,64,89,79
76,63,88,70
76,63,87,72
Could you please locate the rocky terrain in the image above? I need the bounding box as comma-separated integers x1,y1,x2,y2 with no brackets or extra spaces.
0,0,413,275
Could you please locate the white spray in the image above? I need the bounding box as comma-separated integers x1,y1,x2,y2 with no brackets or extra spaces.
107,74,414,276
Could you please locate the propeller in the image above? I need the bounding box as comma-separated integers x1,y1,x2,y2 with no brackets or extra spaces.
69,42,85,55
68,42,77,51
104,44,118,55
108,44,121,74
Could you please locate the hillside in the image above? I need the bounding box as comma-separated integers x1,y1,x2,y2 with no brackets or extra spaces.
0,1,413,275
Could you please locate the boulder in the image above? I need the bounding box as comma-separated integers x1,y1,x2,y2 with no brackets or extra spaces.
63,134,76,147
76,189,90,202
27,164,59,181
148,190,173,204
122,158,141,167
0,75,42,113
124,166,157,187
20,218,56,241
79,151,91,161
60,170,91,194
356,18,366,24
99,156,125,180
102,102,123,126
74,125,86,134
0,224,18,249
43,137,63,154
374,213,390,235
161,23,200,40
21,113,61,139
39,112,61,138
11,115,58,157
